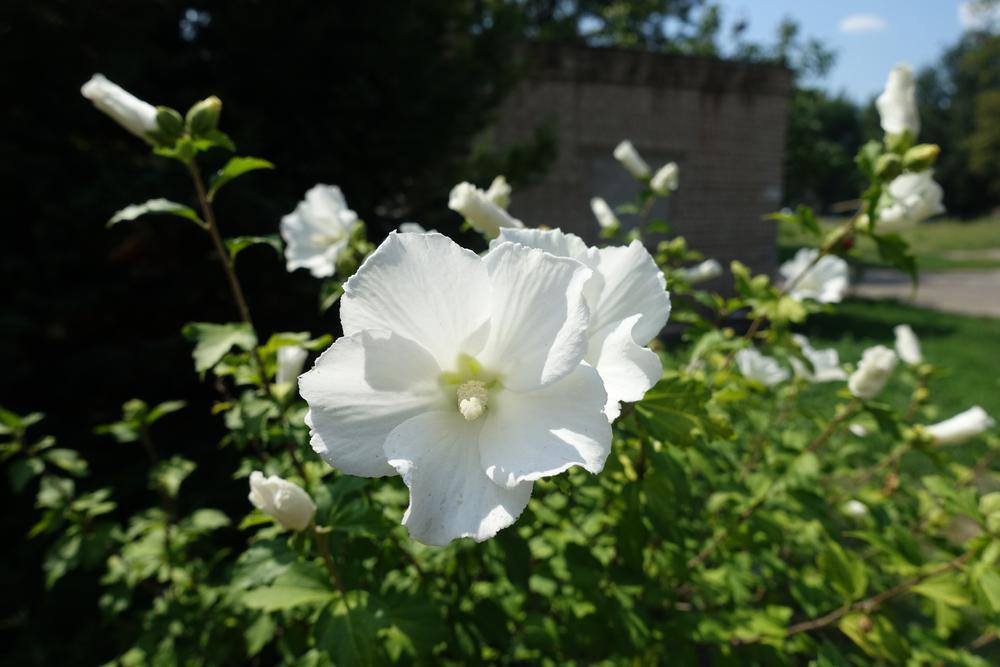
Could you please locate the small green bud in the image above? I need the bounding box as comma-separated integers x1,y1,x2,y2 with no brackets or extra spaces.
884,129,914,155
186,96,222,136
155,107,185,138
902,143,940,172
874,153,903,181
854,214,872,234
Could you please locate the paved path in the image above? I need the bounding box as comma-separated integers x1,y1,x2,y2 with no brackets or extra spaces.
852,268,1000,317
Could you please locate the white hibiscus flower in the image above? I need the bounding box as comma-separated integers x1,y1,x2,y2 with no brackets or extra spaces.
779,248,849,304
299,232,612,546
924,406,995,445
880,171,945,225
790,334,848,382
280,185,357,278
848,345,898,399
492,228,671,420
876,63,920,137
735,348,789,387
893,324,923,365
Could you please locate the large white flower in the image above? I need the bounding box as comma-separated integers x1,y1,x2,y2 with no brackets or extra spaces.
280,185,357,278
848,345,898,399
735,348,789,387
81,74,158,141
448,182,523,239
248,471,316,531
893,324,923,365
876,64,920,137
925,406,995,445
299,233,612,545
492,228,671,420
880,171,945,225
790,334,848,382
779,248,849,304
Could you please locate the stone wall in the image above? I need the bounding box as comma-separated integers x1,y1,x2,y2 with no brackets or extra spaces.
493,42,794,282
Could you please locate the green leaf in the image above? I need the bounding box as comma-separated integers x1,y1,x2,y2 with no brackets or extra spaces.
43,448,89,477
244,613,276,657
838,613,909,663
974,566,1000,613
873,233,918,286
146,400,186,424
243,563,336,611
107,199,203,228
765,204,820,237
634,375,732,446
152,456,196,497
208,157,274,200
8,457,44,493
182,322,257,373
225,235,281,263
817,541,868,601
320,281,344,313
315,598,379,667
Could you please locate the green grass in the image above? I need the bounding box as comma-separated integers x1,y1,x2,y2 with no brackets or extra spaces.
779,216,1000,271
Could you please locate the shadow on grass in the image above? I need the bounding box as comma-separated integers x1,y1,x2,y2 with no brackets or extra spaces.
799,297,959,343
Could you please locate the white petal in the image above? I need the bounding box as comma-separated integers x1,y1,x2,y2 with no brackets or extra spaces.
479,242,591,391
591,241,671,344
479,364,612,488
340,232,491,369
385,411,531,546
588,315,663,420
299,330,445,477
492,228,605,306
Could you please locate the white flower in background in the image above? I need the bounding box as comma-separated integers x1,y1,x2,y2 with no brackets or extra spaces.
248,471,316,531
880,171,945,225
848,345,898,399
448,182,524,239
893,324,923,365
493,228,671,420
681,258,723,285
779,248,849,304
276,346,309,385
650,162,679,195
790,334,848,382
613,140,651,179
590,197,620,230
81,74,158,141
485,176,512,209
843,499,869,518
876,63,920,137
735,348,789,387
848,424,869,438
299,232,612,545
280,185,357,278
925,406,995,445
398,222,428,234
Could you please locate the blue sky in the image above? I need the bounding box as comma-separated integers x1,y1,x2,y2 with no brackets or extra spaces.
713,1,981,101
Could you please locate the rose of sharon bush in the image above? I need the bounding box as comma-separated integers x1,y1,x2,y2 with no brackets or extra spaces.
299,232,613,545
493,228,671,420
280,184,358,278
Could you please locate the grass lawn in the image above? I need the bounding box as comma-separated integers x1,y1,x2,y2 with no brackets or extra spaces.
779,216,1000,271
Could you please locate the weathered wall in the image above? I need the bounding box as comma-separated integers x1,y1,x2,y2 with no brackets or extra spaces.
493,43,793,281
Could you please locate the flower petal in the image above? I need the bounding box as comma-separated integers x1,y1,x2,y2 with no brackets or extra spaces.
478,364,612,488
479,242,592,391
591,241,671,344
493,228,605,306
588,315,662,420
385,411,532,546
340,232,491,369
299,330,445,477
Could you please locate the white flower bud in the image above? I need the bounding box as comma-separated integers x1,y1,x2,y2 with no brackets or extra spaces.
81,74,158,141
613,140,651,179
893,324,923,366
276,346,308,385
448,182,524,239
248,471,316,531
484,175,512,210
848,345,898,399
924,406,995,445
848,424,869,438
843,499,869,518
876,63,920,137
650,162,679,195
590,197,620,230
681,258,722,285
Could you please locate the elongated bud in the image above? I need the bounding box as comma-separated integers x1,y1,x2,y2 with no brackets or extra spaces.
448,182,523,239
902,144,940,172
924,406,995,445
81,73,159,141
248,471,316,531
893,324,922,365
681,258,722,285
848,345,897,399
613,140,651,179
650,162,679,195
874,153,902,181
590,197,620,230
187,96,222,136
484,175,511,209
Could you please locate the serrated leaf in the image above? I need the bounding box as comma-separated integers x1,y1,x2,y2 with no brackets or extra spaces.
225,235,281,262
818,541,868,601
208,157,274,200
182,322,257,373
107,199,203,228
316,598,380,667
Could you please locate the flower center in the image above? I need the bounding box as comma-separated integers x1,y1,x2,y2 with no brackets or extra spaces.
311,230,344,247
456,380,489,421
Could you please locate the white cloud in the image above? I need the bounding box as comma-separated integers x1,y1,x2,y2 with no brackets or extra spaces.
959,1,1000,31
838,13,888,34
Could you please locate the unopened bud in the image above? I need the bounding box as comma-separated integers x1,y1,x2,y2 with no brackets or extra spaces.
155,107,185,139
874,153,902,181
186,96,222,136
902,144,940,172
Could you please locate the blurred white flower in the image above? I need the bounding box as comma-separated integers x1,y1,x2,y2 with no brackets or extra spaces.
893,324,923,365
276,346,308,385
280,185,357,278
848,424,869,437
485,175,512,209
681,258,723,285
780,248,849,304
876,64,920,137
494,228,671,420
398,222,428,234
590,197,620,230
650,162,679,195
790,334,848,382
925,406,995,445
248,471,316,531
848,345,898,399
448,182,524,239
81,74,158,141
843,499,869,518
300,232,611,545
735,348,789,387
613,140,651,179
880,171,945,225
